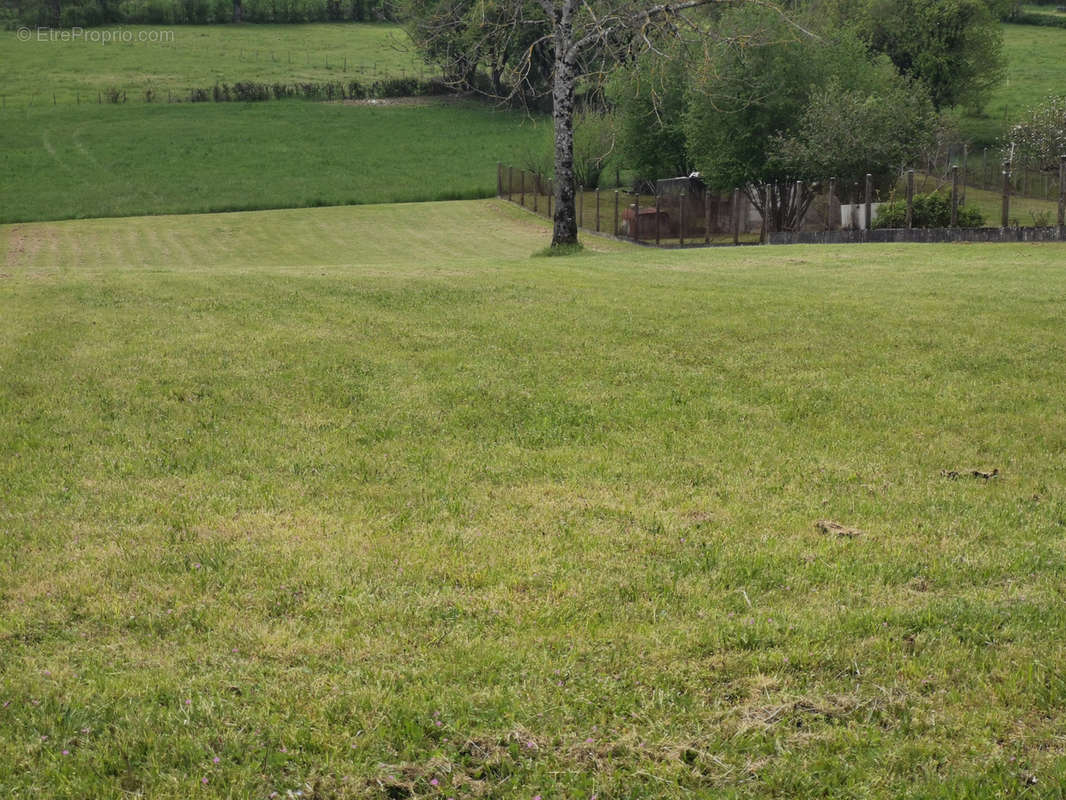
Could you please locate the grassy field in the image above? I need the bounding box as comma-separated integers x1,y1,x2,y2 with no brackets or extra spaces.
0,100,548,223
3,199,1066,798
961,23,1066,145
0,23,423,106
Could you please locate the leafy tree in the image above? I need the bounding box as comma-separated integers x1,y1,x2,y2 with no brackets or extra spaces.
773,79,937,188
404,0,795,247
1007,95,1066,173
610,51,692,181
403,0,553,100
862,0,1004,110
682,6,928,230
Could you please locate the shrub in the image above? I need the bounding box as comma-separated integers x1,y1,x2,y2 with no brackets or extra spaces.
232,82,271,101
371,77,419,98
874,191,986,228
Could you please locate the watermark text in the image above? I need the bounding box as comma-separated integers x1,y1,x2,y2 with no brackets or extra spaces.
16,27,175,43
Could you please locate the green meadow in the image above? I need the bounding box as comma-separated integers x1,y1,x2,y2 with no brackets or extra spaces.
3,199,1066,798
961,23,1066,144
0,101,548,223
0,23,423,105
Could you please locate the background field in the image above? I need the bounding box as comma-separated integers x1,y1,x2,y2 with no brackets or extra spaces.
3,199,1066,798
0,100,548,223
960,23,1066,145
0,23,424,105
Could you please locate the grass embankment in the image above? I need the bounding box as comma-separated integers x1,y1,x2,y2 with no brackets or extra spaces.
3,199,1066,798
0,23,423,106
0,101,548,223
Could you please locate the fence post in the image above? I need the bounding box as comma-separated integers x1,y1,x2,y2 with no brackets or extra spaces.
507,166,513,202
950,165,959,227
520,170,526,208
547,180,552,219
533,175,538,214
864,173,873,232
680,191,687,246
1001,162,1011,228
655,193,661,246
705,189,712,244
579,185,584,228
1058,155,1065,235
632,192,639,242
906,170,914,230
827,178,836,231
961,145,968,206
496,163,502,198
760,185,768,243
732,188,740,245
596,189,601,233
614,190,619,236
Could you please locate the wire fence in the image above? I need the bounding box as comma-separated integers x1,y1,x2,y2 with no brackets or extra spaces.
936,145,1065,202
497,165,763,246
498,162,1066,248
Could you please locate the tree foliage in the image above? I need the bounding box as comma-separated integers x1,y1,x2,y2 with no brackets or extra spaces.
675,5,936,229
1007,95,1066,173
773,79,937,187
609,52,692,181
404,0,787,246
860,0,1004,110
402,0,553,101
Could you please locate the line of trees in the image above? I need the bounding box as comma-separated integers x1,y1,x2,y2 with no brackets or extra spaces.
612,4,949,230
402,0,1004,244
1,0,396,26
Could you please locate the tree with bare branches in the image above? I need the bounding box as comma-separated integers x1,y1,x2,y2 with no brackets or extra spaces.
404,0,791,247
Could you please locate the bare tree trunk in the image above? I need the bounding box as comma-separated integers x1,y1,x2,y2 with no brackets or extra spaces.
549,1,578,247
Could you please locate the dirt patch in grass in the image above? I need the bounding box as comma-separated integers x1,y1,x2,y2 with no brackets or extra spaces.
3,223,55,268
815,519,865,538
4,225,27,268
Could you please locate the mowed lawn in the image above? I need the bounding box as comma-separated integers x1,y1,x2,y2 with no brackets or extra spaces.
3,200,1066,798
0,101,548,223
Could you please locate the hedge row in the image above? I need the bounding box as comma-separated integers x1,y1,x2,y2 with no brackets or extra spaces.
3,0,396,27
96,77,453,103
1007,11,1066,28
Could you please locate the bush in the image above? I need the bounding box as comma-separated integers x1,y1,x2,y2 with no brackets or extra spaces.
370,77,419,98
874,191,986,228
